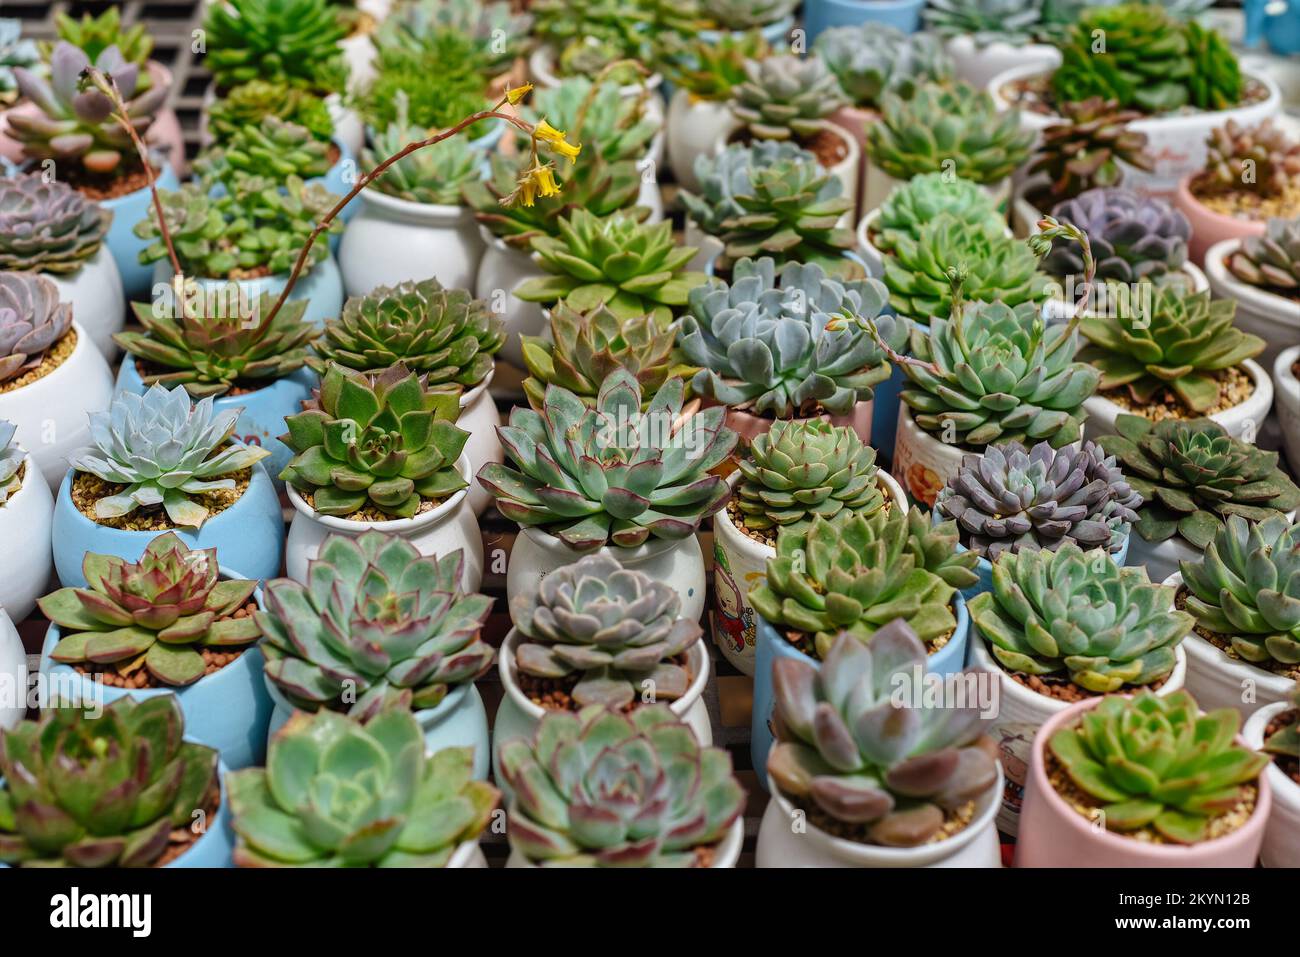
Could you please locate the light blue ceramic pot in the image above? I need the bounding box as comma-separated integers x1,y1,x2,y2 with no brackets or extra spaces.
114,359,316,485
150,256,344,328
802,0,926,42
51,463,285,588
102,163,181,299
869,313,922,469
39,584,272,770
263,677,491,781
749,593,971,788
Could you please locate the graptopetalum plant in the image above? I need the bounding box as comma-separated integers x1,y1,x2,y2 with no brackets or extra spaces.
497,704,746,866
679,140,817,236
768,622,997,846
1097,414,1300,549
1180,513,1300,667
1027,98,1155,208
0,173,112,275
861,504,982,590
748,513,959,660
257,530,495,717
363,98,482,206
39,533,262,687
925,0,1044,46
69,384,271,528
1049,689,1266,844
815,24,951,110
0,271,74,385
1226,216,1300,293
728,54,845,142
1042,189,1190,284
969,543,1192,691
228,708,500,867
477,371,735,550
936,441,1142,560
509,553,703,709
0,696,219,867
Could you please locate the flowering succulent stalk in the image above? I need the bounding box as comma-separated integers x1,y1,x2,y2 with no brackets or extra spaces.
230,708,499,867
1042,188,1190,283
364,96,481,206
1050,690,1266,843
1195,119,1300,199
258,530,495,717
204,0,347,93
768,623,997,846
523,76,657,166
1226,216,1300,291
1028,98,1155,206
498,704,745,866
0,420,23,503
0,173,112,275
815,24,951,109
0,271,74,385
870,173,1005,257
729,54,845,142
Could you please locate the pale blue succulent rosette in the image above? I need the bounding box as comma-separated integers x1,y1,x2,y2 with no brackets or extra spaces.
803,0,927,43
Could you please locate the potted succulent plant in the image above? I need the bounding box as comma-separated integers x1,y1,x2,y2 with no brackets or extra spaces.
229,708,500,867
937,439,1143,596
0,173,122,357
0,696,233,868
1174,514,1300,716
0,419,51,623
1097,414,1300,584
924,0,1060,90
864,80,1033,213
498,704,746,867
50,383,282,586
8,42,176,298
1242,688,1300,868
1206,217,1300,372
204,78,334,149
478,371,735,619
967,543,1192,834
757,624,1003,867
527,0,663,99
711,419,912,675
803,0,928,44
1015,689,1271,867
747,510,971,776
37,532,270,769
1079,282,1271,440
278,363,483,589
0,606,23,731
257,529,496,776
0,272,114,489
1175,119,1300,263
989,5,1281,198
697,0,797,43
1278,343,1300,473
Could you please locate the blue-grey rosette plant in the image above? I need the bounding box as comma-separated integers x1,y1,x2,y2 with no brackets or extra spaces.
815,23,952,109
680,140,817,236
679,257,906,419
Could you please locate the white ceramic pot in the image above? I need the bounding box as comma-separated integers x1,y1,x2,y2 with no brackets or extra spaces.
506,816,742,868
0,453,53,623
755,765,1003,867
339,30,378,94
1243,700,1300,869
449,839,489,869
0,609,25,731
505,526,706,624
0,322,114,490
474,226,549,371
1163,570,1297,716
46,246,125,359
666,90,733,193
989,65,1282,199
1082,357,1272,444
326,93,364,158
967,633,1187,835
338,187,485,296
944,34,1061,93
637,131,665,223
710,471,907,676
285,453,484,592
458,371,502,516
684,218,727,274
1275,345,1300,473
891,404,965,508
1206,238,1300,373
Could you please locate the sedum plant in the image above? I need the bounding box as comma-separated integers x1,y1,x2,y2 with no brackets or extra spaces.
970,543,1192,691
680,258,905,418
229,708,499,867
374,0,531,77
40,532,262,687
1043,188,1190,283
520,304,677,411
768,623,996,846
510,553,702,708
258,530,494,717
1079,283,1264,413
815,24,951,110
734,420,886,534
0,420,21,503
867,81,1034,185
1097,414,1300,549
0,272,73,385
1226,216,1300,292
279,364,469,519
364,102,481,206
10,42,167,176
936,440,1142,560
515,210,705,325
0,19,37,107
478,371,735,550
70,384,270,528
729,54,846,142
362,43,486,133
748,513,958,659
1028,98,1155,207
204,0,347,93
0,697,218,867
925,0,1044,45
901,300,1100,448
206,80,334,145
313,279,503,388
870,174,1005,256
0,172,111,275
659,30,770,102
1196,119,1300,199
1049,689,1266,843
193,115,331,183
524,78,657,166
1180,513,1300,667
498,704,745,867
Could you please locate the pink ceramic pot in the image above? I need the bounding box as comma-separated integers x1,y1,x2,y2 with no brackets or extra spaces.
1174,173,1266,267
1015,696,1271,868
723,400,873,446
827,104,878,222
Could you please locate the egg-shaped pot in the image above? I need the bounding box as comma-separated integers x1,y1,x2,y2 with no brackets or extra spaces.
474,226,549,370
46,244,125,359
103,161,181,298
458,371,502,516
666,90,736,193
0,452,53,623
51,462,285,588
1243,700,1300,868
150,258,344,329
506,815,742,868
1275,345,1300,473
0,610,25,731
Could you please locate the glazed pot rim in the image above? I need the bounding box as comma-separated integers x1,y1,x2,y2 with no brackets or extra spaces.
516,524,695,562
357,183,476,222
1205,238,1300,325
0,320,96,403
505,810,743,868
285,451,472,532
118,351,314,404
260,664,473,729
1081,356,1272,423
459,368,494,409
1275,344,1300,394
1242,701,1300,799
